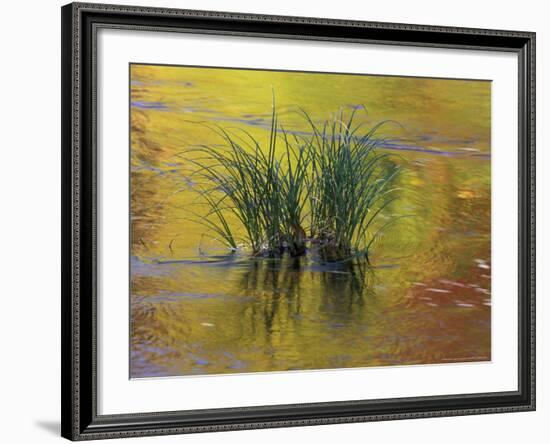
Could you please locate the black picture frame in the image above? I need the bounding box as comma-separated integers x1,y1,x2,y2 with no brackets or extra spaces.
61,2,536,440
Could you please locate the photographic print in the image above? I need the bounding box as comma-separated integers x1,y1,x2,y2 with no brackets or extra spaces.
129,64,491,378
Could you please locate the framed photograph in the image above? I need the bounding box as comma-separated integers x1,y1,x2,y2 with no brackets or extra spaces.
61,2,535,440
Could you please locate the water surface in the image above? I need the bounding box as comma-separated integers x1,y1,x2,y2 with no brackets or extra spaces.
129,65,491,378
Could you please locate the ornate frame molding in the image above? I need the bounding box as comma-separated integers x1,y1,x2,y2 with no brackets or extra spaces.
61,2,535,440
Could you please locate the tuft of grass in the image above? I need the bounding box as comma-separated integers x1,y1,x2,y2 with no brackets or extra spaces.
186,103,403,262
301,107,402,261
187,103,311,257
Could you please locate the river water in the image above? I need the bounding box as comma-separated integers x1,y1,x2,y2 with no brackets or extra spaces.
129,64,491,378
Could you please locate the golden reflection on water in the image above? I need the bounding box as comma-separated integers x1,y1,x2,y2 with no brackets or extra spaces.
130,64,491,378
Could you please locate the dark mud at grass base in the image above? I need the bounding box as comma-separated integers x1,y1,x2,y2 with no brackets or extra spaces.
129,65,491,378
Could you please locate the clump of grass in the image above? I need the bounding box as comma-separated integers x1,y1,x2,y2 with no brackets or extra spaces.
187,103,311,257
302,107,402,262
186,103,403,263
